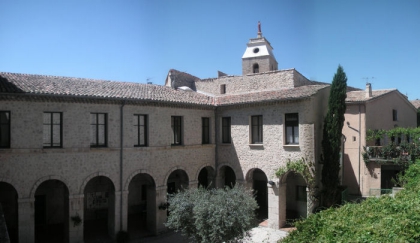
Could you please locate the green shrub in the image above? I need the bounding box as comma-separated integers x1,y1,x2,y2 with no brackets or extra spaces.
281,160,420,243
165,185,258,243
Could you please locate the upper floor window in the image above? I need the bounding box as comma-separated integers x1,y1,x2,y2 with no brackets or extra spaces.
202,117,210,144
134,114,148,147
171,116,182,145
90,113,107,147
220,84,226,94
285,113,299,145
251,115,263,144
393,109,398,121
43,112,62,148
222,117,231,144
0,111,10,148
253,63,259,73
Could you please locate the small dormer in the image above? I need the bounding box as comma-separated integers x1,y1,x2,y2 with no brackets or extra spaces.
242,22,278,75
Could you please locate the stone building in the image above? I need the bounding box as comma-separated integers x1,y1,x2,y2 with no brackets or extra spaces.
0,26,330,242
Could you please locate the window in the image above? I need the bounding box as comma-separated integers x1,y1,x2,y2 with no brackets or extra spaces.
296,186,307,202
220,84,226,94
285,113,299,145
253,63,259,73
0,111,10,148
90,113,107,147
251,115,263,144
43,112,62,148
393,109,398,121
134,114,147,147
222,117,231,143
171,116,182,145
202,117,210,144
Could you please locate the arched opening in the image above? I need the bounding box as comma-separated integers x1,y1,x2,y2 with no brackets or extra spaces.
127,173,156,238
253,63,259,73
83,176,115,242
34,180,69,243
250,169,268,220
198,166,215,189
219,166,236,188
286,172,307,221
0,182,18,243
167,169,189,195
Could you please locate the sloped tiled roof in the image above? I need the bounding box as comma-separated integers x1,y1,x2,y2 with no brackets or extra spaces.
0,72,213,106
346,89,396,103
0,72,329,107
215,85,329,106
410,99,420,109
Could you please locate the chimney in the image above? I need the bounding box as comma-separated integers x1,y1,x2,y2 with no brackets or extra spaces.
366,83,372,98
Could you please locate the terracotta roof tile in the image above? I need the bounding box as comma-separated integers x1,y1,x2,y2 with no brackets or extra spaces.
0,72,213,105
346,89,395,103
410,99,420,109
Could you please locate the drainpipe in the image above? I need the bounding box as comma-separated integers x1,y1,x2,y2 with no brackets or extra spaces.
214,107,220,187
120,101,125,231
358,104,362,193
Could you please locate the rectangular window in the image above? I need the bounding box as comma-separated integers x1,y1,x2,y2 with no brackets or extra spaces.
296,185,307,202
220,84,226,94
222,117,231,143
251,115,263,144
134,114,148,147
90,113,107,147
285,113,299,145
171,116,182,145
0,111,10,148
393,109,398,121
43,112,62,148
202,117,210,144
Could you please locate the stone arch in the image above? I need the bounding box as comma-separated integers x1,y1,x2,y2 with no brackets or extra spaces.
0,177,21,199
245,167,269,181
217,163,244,181
79,171,114,194
194,164,215,181
163,166,190,186
0,180,19,242
124,169,156,191
245,168,269,220
30,175,70,198
195,164,216,189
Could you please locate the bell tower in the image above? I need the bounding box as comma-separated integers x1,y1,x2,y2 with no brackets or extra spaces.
242,22,278,75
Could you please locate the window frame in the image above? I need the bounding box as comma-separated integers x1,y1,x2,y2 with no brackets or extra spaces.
202,117,210,144
393,109,398,121
171,116,183,146
43,112,63,148
134,114,148,147
251,115,263,144
222,117,231,144
285,113,299,145
90,113,108,147
0,111,11,148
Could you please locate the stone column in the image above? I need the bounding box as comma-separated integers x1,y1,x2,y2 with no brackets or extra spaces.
113,191,122,237
189,180,198,189
155,186,168,234
69,194,84,243
18,198,34,243
121,190,129,232
278,182,287,228
267,180,279,229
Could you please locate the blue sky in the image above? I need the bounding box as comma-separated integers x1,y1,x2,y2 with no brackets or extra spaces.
1,0,420,99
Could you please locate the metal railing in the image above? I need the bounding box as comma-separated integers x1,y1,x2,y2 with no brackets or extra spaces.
369,188,392,197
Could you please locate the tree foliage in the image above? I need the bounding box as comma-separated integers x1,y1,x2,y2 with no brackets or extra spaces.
165,186,258,243
282,160,420,243
321,65,347,207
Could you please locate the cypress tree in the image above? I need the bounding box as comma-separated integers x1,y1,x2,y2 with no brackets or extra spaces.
321,65,347,207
